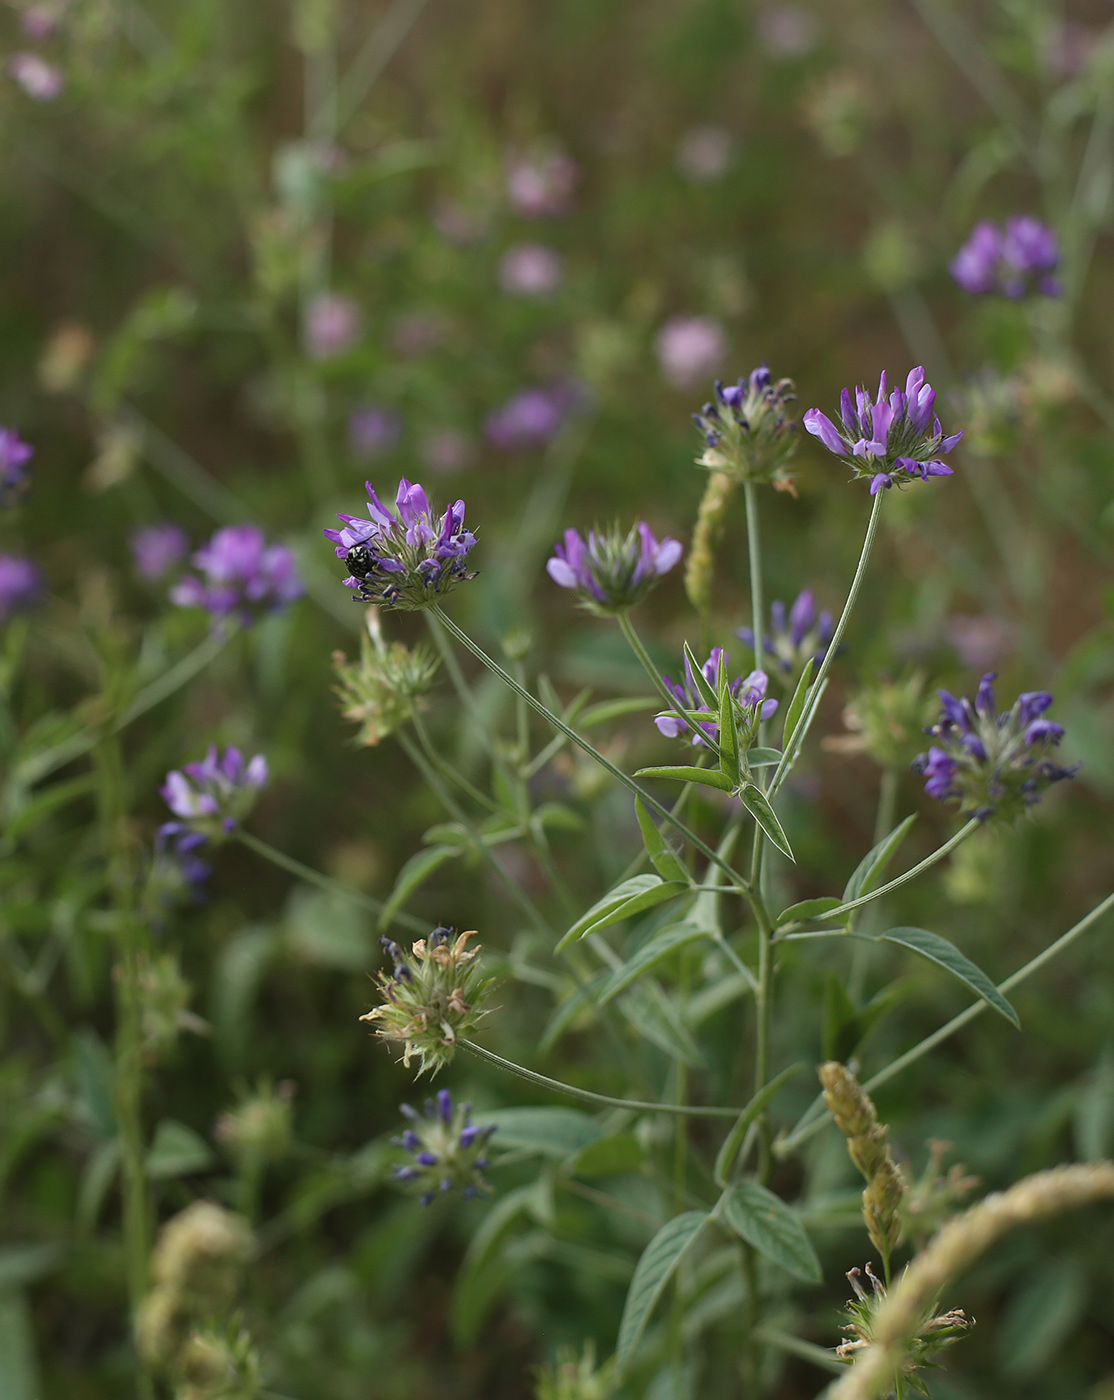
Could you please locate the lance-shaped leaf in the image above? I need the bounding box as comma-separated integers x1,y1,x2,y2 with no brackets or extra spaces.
636,764,736,793
616,1211,710,1375
378,844,463,929
599,922,707,1006
718,682,741,785
747,747,782,768
841,814,917,906
874,926,1019,1027
555,874,687,951
634,797,690,884
683,641,719,709
775,896,846,928
780,664,813,752
713,1064,802,1187
739,783,794,861
721,1180,821,1283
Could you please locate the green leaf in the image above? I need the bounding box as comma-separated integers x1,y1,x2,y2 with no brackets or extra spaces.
472,1107,602,1159
738,783,795,861
598,923,707,1005
616,1212,710,1375
841,814,917,907
683,642,719,709
713,1065,802,1188
747,747,782,767
566,1131,644,1177
147,1119,216,1179
556,875,686,951
874,926,1019,1026
0,1289,40,1400
776,896,845,927
378,844,462,930
718,683,741,784
620,982,706,1068
634,797,690,883
721,1181,821,1283
580,696,659,728
4,775,96,841
822,972,859,1063
0,1244,64,1291
636,765,736,793
781,665,813,752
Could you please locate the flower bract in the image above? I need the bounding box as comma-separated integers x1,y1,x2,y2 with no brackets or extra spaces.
655,647,777,747
692,364,798,489
392,1089,496,1206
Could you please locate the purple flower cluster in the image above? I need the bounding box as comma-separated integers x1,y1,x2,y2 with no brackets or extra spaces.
0,554,43,622
547,522,682,616
656,316,727,389
171,525,303,625
506,151,578,217
656,647,777,747
0,428,33,508
803,367,962,495
738,589,833,681
160,745,268,851
8,51,62,100
393,1089,496,1207
693,365,798,488
131,523,189,582
912,673,1075,821
325,478,477,610
951,217,1060,298
485,383,577,450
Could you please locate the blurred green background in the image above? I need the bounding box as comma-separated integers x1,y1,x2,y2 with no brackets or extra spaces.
3,0,1114,1395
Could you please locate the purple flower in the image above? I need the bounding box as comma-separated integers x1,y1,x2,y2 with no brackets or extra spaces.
505,152,578,217
803,366,962,493
498,243,563,296
655,316,727,389
951,217,1060,298
8,52,62,99
392,1091,496,1206
738,588,833,680
0,428,33,507
485,383,576,450
171,525,302,625
547,522,682,616
676,127,735,183
912,673,1076,820
143,830,212,923
304,293,362,360
160,745,268,851
692,365,798,488
0,554,43,621
421,428,475,476
324,477,477,610
656,647,777,748
131,522,189,582
348,405,402,459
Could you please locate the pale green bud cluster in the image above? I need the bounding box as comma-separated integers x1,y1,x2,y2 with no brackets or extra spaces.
534,1342,616,1400
825,671,934,771
837,1263,971,1394
332,608,439,747
215,1079,295,1165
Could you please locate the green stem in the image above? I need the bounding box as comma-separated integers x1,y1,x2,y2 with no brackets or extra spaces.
813,820,978,927
617,613,718,754
742,480,765,681
423,609,501,763
848,766,900,1001
770,491,885,797
410,707,503,817
777,887,1114,1158
458,1039,738,1118
235,829,428,935
430,605,751,890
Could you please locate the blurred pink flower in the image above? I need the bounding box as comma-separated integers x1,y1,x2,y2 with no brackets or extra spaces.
348,405,402,458
505,152,578,217
655,317,727,389
21,6,58,40
756,5,820,56
676,127,735,183
9,52,62,100
433,199,487,245
304,294,361,361
498,243,563,296
421,429,476,476
946,615,1015,673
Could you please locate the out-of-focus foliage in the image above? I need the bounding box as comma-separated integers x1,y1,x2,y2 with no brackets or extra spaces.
2,0,1114,1396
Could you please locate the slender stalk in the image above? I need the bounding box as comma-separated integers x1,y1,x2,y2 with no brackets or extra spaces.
458,1039,738,1118
776,887,1114,1158
815,820,978,927
423,610,501,763
617,613,717,753
770,491,885,797
849,766,900,1001
410,707,503,817
235,829,428,935
742,481,765,681
430,605,752,890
